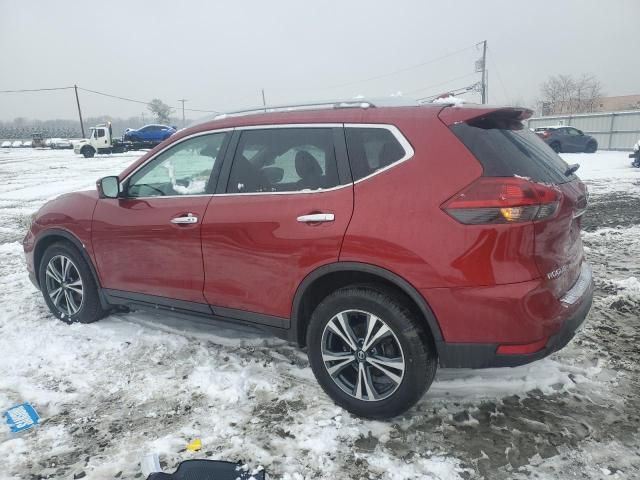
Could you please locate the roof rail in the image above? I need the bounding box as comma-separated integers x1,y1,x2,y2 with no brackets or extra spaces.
214,100,375,119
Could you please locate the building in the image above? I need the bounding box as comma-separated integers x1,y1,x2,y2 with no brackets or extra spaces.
595,94,640,112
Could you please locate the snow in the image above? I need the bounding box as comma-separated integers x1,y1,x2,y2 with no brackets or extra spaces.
432,95,466,106
0,148,638,478
561,151,640,196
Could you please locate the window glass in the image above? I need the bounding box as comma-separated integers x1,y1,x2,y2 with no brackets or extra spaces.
344,127,406,181
97,129,105,138
227,128,339,193
127,132,227,197
450,120,574,184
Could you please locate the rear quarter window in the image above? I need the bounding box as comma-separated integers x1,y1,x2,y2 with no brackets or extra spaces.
345,127,407,181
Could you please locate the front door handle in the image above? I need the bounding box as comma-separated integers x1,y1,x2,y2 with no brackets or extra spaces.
297,213,335,223
171,213,198,224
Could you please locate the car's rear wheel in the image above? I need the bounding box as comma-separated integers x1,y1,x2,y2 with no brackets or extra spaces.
307,286,436,419
38,242,106,324
549,141,561,153
585,141,597,153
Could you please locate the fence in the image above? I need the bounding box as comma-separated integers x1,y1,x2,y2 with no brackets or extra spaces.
527,110,640,150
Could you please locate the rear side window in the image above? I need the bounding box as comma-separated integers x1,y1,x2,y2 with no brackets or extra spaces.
345,127,407,181
451,119,575,184
227,128,339,193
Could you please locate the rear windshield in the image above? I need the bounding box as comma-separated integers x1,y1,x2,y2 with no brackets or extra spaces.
451,119,575,184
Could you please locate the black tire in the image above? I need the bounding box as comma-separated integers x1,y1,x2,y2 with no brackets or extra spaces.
585,141,597,153
306,286,437,419
549,141,561,153
81,146,95,158
38,242,106,324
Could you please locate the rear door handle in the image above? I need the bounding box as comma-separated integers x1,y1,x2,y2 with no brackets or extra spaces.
297,213,335,223
171,213,198,224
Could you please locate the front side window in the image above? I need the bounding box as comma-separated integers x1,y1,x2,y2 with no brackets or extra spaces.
97,129,106,138
345,127,407,181
127,132,228,197
227,128,339,193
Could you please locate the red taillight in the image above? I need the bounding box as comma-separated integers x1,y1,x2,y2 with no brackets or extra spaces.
496,337,548,355
442,177,560,225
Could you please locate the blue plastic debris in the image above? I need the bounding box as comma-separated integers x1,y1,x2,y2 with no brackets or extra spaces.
4,403,40,433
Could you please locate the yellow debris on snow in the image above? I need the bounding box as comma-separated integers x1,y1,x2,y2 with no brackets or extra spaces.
186,438,202,452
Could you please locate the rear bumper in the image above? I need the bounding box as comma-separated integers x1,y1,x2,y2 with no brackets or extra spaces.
435,264,594,368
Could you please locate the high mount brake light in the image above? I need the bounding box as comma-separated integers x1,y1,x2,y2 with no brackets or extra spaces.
442,177,560,225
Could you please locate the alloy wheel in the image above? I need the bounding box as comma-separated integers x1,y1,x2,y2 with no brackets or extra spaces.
321,309,405,401
44,255,84,317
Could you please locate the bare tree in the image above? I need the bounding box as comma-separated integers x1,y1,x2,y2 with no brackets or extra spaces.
540,74,603,115
147,98,173,124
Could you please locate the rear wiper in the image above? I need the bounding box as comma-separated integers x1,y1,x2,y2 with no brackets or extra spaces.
565,163,580,176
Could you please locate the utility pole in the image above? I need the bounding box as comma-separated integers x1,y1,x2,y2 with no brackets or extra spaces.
481,40,487,104
485,69,489,104
178,99,188,127
261,88,267,111
74,84,85,138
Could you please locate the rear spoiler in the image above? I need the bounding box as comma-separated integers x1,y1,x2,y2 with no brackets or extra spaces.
438,105,533,126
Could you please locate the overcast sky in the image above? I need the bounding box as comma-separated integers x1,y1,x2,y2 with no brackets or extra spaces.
1,0,638,122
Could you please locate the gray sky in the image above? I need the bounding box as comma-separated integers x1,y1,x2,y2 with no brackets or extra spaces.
1,0,638,121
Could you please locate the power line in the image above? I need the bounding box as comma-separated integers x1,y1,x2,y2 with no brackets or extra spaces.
417,82,481,102
316,43,478,90
77,87,220,113
77,87,152,106
487,46,510,103
0,86,74,93
405,72,478,95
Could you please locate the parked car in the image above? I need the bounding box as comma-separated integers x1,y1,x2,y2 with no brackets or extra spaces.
24,101,593,419
123,124,176,143
1,140,12,148
11,140,23,148
630,139,640,168
534,126,598,153
50,138,73,149
21,140,33,147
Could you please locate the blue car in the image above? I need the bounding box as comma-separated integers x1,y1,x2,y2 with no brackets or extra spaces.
123,124,176,143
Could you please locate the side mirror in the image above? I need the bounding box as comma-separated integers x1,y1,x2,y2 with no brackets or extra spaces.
97,176,120,199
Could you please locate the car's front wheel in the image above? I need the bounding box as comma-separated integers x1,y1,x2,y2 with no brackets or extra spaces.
585,141,597,153
81,146,95,158
307,286,437,419
38,242,106,324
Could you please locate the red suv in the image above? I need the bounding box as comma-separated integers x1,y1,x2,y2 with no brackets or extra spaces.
23,101,593,419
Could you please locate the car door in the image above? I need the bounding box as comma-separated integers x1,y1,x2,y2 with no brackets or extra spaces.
563,128,581,152
568,127,588,151
201,126,353,324
92,130,230,305
150,126,163,142
96,127,109,149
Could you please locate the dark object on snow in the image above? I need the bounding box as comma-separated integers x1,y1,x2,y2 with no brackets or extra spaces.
147,460,265,480
630,149,640,168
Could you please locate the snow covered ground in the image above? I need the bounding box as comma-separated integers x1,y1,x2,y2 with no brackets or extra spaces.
0,147,638,479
